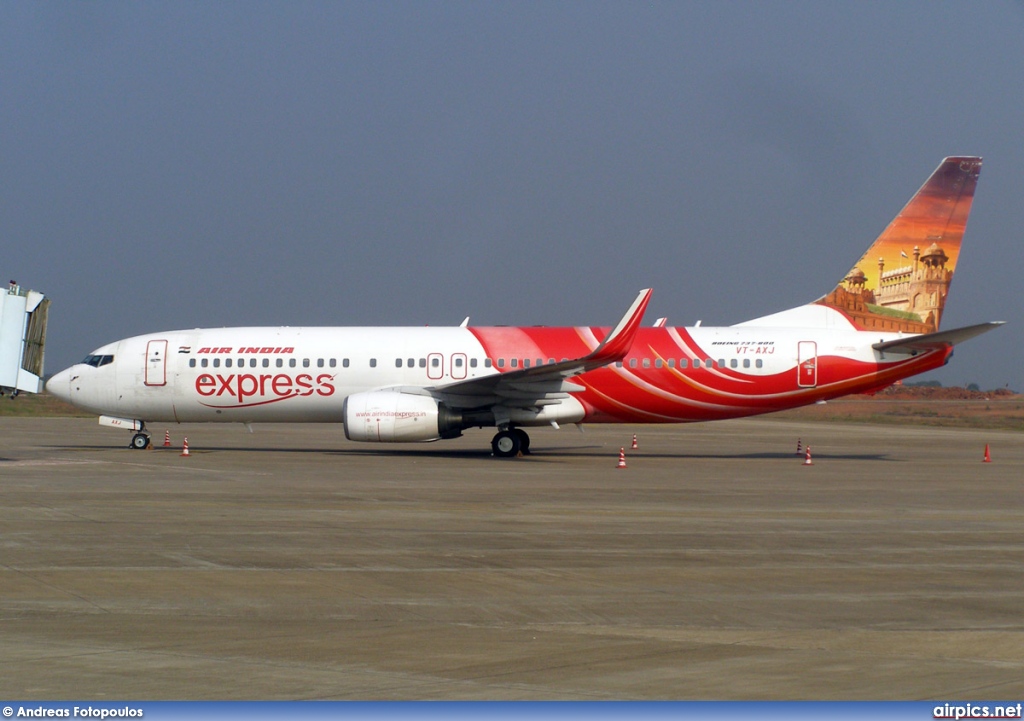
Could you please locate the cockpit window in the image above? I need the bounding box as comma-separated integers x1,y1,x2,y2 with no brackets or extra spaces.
81,354,114,367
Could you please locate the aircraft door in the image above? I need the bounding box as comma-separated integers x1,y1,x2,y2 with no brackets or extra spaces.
145,339,168,387
427,353,443,381
797,341,817,388
450,353,467,380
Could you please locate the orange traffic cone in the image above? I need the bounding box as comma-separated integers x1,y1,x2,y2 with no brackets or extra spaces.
616,447,627,469
181,437,190,457
796,438,802,455
631,433,638,450
803,445,813,466
983,444,991,463
163,430,171,447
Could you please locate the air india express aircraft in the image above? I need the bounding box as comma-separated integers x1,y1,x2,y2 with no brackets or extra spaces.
47,157,1003,457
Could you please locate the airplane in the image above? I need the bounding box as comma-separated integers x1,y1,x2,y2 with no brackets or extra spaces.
45,157,1003,457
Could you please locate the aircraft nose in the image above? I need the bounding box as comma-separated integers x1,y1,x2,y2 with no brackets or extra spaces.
45,367,73,403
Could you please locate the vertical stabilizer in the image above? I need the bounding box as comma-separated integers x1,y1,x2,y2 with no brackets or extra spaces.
816,156,981,333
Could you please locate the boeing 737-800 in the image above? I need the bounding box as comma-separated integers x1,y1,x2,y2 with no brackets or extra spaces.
47,157,1003,457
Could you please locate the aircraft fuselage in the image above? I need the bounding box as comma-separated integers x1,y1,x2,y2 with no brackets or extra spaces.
47,323,948,427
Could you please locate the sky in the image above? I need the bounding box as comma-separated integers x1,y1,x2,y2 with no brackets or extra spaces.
3,1,1022,391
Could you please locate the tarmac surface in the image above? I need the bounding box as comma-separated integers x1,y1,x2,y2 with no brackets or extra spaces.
1,417,1022,700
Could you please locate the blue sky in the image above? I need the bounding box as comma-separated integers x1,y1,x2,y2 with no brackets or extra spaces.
3,2,1022,390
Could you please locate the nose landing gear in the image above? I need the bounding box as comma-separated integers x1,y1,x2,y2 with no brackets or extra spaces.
129,431,151,450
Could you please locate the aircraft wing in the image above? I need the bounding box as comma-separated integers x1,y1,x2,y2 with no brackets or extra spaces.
872,321,1005,355
427,289,652,409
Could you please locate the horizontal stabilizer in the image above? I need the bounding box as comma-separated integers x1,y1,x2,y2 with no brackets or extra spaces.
872,321,1005,354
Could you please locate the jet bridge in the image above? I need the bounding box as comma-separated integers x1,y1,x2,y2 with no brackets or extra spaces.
0,281,49,395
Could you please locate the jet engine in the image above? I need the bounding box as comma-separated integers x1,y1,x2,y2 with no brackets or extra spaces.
343,390,492,442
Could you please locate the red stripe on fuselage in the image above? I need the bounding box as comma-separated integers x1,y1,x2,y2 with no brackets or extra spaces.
468,326,951,423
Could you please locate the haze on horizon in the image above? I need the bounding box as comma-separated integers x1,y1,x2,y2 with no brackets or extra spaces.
3,2,1021,391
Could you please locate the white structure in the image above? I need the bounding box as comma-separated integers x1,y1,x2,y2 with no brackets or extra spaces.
0,281,49,395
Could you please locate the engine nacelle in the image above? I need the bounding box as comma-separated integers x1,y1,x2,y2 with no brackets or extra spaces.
343,391,486,442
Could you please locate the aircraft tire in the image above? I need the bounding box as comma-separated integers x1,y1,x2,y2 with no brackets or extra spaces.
513,428,531,455
491,430,521,458
130,432,151,450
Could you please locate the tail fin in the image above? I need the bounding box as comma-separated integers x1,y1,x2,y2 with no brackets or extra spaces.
816,156,982,333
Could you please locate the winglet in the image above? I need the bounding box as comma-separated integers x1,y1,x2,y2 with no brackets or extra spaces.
586,288,652,365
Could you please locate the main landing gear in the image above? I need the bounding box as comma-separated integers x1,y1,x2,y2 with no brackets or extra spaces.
490,428,531,458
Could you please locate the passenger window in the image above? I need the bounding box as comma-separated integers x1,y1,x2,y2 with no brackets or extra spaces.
470,358,478,368
250,359,257,368
431,357,440,367
455,357,463,367
342,358,349,368
730,359,738,368
642,358,651,368
419,358,426,368
484,358,492,368
263,359,271,368
289,359,297,368
189,359,196,368
655,359,663,368
523,359,530,368
407,358,414,368
201,359,209,368
497,359,505,368
395,358,403,368
667,359,675,368
680,359,688,369
510,358,518,368
315,359,322,368
616,361,623,368
213,359,220,368
302,359,310,368
743,358,750,368
329,359,336,368
756,359,763,368
629,358,637,368
277,359,284,368
370,358,377,368
225,359,233,368
718,359,725,368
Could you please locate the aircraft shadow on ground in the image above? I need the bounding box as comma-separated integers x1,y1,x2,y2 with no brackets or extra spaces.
43,444,894,462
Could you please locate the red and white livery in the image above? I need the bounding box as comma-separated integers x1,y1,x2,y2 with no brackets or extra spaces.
47,158,1003,457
